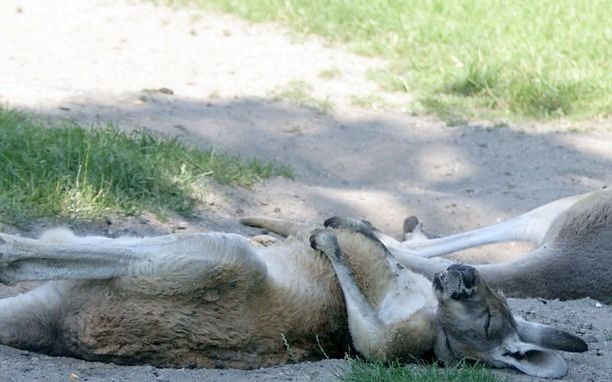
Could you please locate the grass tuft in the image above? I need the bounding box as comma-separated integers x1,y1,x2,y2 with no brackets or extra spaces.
182,0,611,120
446,63,500,98
350,94,390,110
318,67,342,79
269,80,334,113
507,75,585,118
343,359,509,382
0,109,291,225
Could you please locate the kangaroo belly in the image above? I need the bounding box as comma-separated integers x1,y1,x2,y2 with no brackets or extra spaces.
56,257,348,369
57,279,252,367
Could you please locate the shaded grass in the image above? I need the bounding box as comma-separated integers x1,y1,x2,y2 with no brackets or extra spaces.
0,109,291,225
178,0,611,120
343,359,509,382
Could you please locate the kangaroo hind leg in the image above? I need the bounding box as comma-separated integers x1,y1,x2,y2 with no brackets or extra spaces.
0,230,267,291
394,193,589,258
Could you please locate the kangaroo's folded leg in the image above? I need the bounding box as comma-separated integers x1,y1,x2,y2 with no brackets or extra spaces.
0,229,266,286
370,216,434,250
393,192,589,258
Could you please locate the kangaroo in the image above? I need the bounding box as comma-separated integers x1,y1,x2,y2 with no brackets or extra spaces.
0,217,585,378
371,189,612,304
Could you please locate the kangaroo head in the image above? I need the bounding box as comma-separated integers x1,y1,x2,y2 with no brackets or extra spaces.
433,264,587,378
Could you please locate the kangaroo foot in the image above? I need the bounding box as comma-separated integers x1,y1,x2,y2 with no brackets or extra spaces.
403,216,437,241
403,216,420,234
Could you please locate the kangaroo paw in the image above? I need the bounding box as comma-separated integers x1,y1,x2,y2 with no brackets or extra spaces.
324,216,374,232
324,217,395,261
310,229,343,262
324,216,383,243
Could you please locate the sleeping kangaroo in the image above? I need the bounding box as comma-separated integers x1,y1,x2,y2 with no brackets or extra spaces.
374,188,612,304
0,208,588,378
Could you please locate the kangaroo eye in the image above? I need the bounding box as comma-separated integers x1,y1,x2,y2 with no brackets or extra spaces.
484,309,492,337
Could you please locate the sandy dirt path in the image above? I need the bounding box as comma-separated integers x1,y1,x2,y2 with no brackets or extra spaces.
1,0,611,381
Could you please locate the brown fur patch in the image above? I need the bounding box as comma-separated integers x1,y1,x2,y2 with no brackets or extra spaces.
334,231,394,309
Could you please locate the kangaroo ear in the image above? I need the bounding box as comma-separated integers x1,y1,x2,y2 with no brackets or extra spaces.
495,341,569,379
515,316,588,353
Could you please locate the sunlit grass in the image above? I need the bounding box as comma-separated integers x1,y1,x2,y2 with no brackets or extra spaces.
343,359,509,382
268,80,334,113
350,94,391,110
0,109,291,225
318,67,342,80
174,0,611,120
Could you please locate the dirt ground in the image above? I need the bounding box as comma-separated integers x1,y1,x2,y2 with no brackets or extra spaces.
1,0,611,381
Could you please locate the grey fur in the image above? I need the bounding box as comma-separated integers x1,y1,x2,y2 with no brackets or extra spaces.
376,190,612,304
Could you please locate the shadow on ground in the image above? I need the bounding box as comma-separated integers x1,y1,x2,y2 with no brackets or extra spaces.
19,91,612,238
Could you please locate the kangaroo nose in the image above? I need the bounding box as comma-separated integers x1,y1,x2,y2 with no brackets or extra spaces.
447,264,477,288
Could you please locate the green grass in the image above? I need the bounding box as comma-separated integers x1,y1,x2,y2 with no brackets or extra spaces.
350,94,391,111
343,359,509,382
0,109,291,225
318,67,342,80
177,0,611,120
